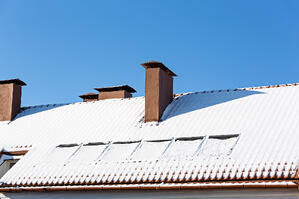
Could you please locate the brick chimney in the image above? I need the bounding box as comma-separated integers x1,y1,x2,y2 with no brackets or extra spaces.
94,85,136,100
141,61,177,122
79,92,99,102
0,79,26,121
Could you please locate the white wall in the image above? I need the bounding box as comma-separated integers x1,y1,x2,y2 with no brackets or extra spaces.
1,188,299,199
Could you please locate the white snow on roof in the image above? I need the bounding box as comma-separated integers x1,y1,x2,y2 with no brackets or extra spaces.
1,135,297,186
0,84,299,186
1,84,299,149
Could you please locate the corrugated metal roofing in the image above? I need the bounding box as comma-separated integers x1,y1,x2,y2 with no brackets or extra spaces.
1,135,297,187
0,84,299,187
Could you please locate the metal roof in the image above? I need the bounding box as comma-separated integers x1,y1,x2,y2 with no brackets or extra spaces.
0,83,298,188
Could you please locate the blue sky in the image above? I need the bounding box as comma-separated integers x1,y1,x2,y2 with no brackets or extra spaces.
0,0,298,106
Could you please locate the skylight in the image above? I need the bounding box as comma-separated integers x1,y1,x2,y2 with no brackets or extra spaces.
162,139,203,160
200,137,239,157
51,135,240,166
100,143,138,162
130,141,169,161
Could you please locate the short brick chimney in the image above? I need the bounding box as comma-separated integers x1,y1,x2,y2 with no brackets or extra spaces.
0,79,26,121
141,61,177,122
79,92,99,102
94,85,136,100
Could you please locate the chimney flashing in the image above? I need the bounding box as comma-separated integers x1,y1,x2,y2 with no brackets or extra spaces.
141,61,177,77
0,79,27,86
94,85,136,93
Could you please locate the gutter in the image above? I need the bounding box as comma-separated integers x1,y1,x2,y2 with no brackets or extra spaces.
0,182,297,192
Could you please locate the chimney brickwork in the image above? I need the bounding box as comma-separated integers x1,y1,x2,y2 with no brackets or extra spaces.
0,79,26,121
98,90,132,100
141,61,177,122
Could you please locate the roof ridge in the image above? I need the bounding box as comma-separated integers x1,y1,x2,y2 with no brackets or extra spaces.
20,83,299,108
21,103,70,110
240,82,299,91
175,82,299,97
20,96,146,109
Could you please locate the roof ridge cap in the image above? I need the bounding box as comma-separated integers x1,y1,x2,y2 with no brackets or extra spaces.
239,82,299,91
21,103,70,110
174,82,299,96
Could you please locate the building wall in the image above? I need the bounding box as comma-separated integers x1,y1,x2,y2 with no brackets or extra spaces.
2,189,299,199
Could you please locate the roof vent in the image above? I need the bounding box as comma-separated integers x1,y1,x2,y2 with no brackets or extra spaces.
141,61,177,122
79,92,99,102
0,79,26,121
94,85,136,100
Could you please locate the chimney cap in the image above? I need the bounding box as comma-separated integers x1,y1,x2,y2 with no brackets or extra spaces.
141,61,177,77
94,85,136,93
0,78,27,86
79,92,99,100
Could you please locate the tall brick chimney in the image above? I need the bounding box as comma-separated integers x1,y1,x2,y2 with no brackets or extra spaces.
0,79,26,121
94,85,136,100
141,61,177,122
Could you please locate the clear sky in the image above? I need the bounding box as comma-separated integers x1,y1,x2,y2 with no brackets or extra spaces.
0,0,298,106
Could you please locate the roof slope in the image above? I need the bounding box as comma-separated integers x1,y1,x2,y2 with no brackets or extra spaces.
0,84,299,187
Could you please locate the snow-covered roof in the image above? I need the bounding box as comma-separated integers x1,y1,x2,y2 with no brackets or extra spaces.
0,83,299,188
